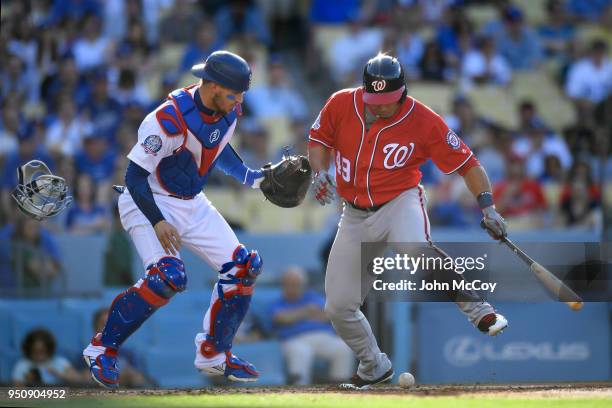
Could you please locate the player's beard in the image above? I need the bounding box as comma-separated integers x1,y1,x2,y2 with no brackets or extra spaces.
212,92,234,115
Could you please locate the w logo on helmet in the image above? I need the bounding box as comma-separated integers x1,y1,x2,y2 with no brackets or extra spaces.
372,80,386,91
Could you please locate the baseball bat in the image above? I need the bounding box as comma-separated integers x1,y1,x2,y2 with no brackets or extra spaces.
501,237,583,311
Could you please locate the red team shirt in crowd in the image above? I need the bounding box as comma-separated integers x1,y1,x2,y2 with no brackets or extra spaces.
308,88,479,207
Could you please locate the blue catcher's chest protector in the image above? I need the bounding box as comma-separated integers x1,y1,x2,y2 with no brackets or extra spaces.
156,88,237,198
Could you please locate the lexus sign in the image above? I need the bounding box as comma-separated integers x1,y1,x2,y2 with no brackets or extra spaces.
444,337,590,367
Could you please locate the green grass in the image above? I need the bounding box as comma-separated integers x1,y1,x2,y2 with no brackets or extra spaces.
3,393,610,408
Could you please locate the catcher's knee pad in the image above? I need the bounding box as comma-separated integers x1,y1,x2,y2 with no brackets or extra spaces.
143,256,187,300
200,245,262,358
101,257,186,349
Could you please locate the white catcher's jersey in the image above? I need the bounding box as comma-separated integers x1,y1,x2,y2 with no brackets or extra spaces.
126,86,237,196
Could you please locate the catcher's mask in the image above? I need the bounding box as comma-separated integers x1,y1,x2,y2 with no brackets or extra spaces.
12,160,72,221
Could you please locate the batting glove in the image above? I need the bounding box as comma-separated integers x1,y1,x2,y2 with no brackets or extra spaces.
480,206,507,240
312,171,336,206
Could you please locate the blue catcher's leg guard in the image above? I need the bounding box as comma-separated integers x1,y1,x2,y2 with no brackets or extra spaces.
84,257,186,389
199,245,262,381
101,256,187,349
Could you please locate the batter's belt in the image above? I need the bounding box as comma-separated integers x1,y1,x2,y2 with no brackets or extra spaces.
345,200,389,213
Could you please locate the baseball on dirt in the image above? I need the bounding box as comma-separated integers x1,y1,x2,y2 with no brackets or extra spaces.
398,372,415,388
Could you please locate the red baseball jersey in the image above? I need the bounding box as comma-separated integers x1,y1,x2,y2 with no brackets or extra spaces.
309,87,477,207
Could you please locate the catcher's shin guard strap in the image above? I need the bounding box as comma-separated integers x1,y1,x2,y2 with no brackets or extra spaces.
201,245,262,357
100,257,186,349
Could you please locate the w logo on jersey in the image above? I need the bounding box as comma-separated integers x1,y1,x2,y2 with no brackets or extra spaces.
383,143,414,169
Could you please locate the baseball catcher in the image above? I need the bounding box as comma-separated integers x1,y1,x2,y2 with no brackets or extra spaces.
260,154,312,208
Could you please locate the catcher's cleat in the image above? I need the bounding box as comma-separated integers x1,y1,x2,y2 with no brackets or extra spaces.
477,313,508,336
198,351,259,382
83,334,120,389
339,368,394,390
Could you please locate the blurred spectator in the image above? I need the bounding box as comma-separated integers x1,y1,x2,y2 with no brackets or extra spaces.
444,96,489,148
111,68,152,108
436,5,474,76
0,217,62,289
116,18,153,68
489,6,543,70
471,124,511,184
566,0,612,22
237,118,270,169
41,56,90,113
329,18,384,86
1,54,32,105
309,0,362,24
270,267,353,385
538,0,575,59
517,100,551,135
82,70,122,144
159,0,204,44
461,36,511,88
12,328,81,387
49,0,102,24
558,160,602,227
512,126,572,181
36,27,62,82
72,14,111,72
0,101,22,155
416,0,458,24
214,0,271,47
493,158,548,226
180,24,223,73
275,120,309,160
82,308,149,387
396,27,425,80
65,174,109,235
103,0,164,45
74,133,116,187
1,126,54,221
46,97,93,157
565,39,612,121
103,209,134,286
245,57,307,120
430,175,480,227
418,40,450,82
8,18,38,103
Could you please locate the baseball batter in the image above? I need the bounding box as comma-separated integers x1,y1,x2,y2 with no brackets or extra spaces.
82,51,265,388
309,54,509,389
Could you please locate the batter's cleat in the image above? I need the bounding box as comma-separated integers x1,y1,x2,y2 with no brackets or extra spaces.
199,351,259,382
83,334,120,389
477,313,508,336
339,368,394,390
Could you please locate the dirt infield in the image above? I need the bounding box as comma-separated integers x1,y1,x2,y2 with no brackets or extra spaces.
66,382,612,399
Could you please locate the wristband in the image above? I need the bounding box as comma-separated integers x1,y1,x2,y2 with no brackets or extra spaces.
477,191,494,209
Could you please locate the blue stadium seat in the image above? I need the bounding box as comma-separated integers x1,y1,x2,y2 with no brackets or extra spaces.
12,312,82,356
0,299,62,315
0,347,21,385
145,346,209,388
148,311,202,349
60,298,109,345
0,311,12,351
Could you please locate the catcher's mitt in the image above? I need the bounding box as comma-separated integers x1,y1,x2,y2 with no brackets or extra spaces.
260,155,312,208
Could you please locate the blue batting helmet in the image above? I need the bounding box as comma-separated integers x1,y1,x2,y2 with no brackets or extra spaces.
191,51,252,93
